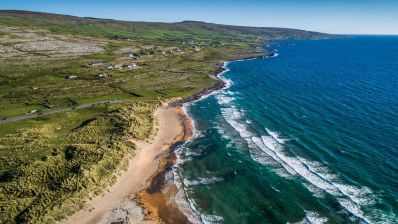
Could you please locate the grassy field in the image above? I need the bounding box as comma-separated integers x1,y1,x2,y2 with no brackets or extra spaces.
0,32,261,118
0,10,336,223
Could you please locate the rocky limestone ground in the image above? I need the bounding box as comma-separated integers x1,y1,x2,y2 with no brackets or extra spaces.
0,25,104,59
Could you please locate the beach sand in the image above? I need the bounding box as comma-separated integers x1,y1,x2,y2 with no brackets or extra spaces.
136,107,193,224
66,106,186,224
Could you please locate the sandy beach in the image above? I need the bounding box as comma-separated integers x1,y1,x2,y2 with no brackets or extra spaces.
66,106,186,224
136,107,194,224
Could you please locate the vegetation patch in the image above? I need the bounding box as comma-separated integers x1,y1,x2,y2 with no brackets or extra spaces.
0,102,155,223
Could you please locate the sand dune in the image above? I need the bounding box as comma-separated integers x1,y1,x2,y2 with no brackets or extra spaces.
66,107,183,224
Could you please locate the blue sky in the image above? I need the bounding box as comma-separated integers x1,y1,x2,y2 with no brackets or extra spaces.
0,0,397,34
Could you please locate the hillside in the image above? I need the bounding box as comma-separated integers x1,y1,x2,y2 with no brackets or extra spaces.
0,10,337,41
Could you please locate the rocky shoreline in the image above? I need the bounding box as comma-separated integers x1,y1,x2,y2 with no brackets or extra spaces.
169,66,226,107
169,53,272,108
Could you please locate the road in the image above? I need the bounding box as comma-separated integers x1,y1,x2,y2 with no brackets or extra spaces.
0,100,122,125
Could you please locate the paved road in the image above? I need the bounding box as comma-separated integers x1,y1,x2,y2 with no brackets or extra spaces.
0,100,122,125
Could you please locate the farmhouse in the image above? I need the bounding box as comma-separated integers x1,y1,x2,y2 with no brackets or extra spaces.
123,63,137,70
127,64,137,69
97,73,108,78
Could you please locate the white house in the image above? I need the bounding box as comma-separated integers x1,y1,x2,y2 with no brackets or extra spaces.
125,63,137,70
97,73,108,78
128,64,136,69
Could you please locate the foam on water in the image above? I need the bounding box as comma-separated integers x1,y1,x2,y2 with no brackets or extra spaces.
301,211,328,224
218,106,383,222
291,211,328,224
265,128,286,144
214,72,376,222
201,214,224,224
174,38,398,223
173,166,202,224
252,136,297,175
220,107,252,140
216,95,235,104
183,176,224,187
173,155,227,224
175,145,193,165
216,85,296,177
170,60,239,224
302,182,326,198
259,133,372,222
215,126,238,146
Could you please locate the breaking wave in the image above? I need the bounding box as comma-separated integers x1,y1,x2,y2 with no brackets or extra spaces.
172,39,398,224
214,72,380,223
183,176,224,187
294,211,328,224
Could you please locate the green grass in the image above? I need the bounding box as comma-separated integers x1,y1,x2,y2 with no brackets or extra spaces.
0,10,291,224
0,104,48,118
0,106,108,170
0,102,155,223
0,42,259,118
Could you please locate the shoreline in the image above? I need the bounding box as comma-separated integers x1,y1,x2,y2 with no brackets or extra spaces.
136,107,194,224
65,106,185,224
136,62,232,224
168,53,270,108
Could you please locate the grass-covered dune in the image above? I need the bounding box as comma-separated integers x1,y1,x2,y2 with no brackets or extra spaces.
0,10,338,223
0,102,155,223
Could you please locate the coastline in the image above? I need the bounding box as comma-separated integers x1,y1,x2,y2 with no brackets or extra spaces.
67,58,244,224
136,107,194,224
65,107,185,224
136,62,232,224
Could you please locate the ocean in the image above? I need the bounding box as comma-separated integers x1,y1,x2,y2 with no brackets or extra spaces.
173,36,398,224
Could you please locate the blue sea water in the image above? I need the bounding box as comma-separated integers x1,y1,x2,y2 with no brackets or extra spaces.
173,36,398,224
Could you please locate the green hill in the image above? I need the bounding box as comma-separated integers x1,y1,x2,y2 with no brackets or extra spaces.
0,10,337,41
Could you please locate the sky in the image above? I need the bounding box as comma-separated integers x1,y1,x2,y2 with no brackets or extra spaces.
0,0,397,35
